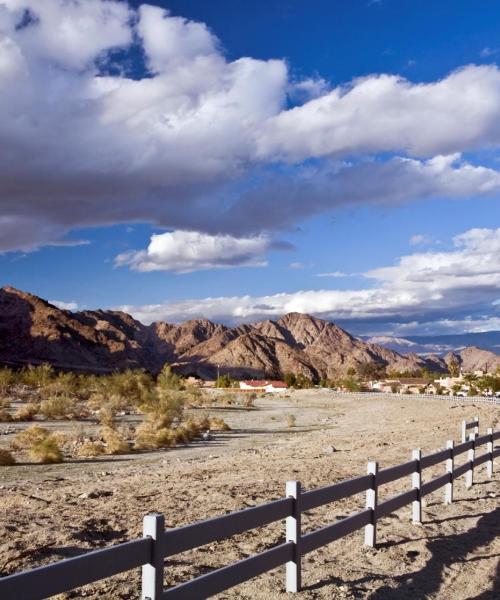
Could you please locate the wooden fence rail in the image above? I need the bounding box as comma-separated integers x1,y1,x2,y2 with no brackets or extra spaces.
0,426,499,599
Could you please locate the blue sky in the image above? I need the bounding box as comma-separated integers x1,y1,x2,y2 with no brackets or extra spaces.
0,0,499,335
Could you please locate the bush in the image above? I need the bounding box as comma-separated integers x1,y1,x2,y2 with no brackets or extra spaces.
0,448,15,466
215,374,235,388
0,368,15,394
209,417,231,431
76,440,106,458
40,395,76,420
29,435,63,464
20,364,55,388
14,402,39,421
12,425,51,450
286,414,296,427
100,426,130,454
157,365,183,391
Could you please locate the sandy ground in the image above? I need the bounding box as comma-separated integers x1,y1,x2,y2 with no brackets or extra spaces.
0,390,498,599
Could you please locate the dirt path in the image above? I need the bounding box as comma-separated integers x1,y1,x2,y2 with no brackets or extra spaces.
0,391,498,599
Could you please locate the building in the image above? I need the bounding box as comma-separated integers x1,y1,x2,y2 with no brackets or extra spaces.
239,380,288,393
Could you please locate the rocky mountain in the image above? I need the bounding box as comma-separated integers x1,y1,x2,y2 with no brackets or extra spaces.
443,347,500,374
1,286,496,379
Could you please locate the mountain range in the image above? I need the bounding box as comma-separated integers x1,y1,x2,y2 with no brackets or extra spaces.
0,286,498,379
365,331,500,355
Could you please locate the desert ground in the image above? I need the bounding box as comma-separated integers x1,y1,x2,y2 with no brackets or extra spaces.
0,390,498,599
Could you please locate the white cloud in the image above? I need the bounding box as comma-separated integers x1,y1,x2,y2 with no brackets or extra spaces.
115,230,274,273
257,65,500,161
2,2,500,251
49,299,78,311
410,234,432,246
316,271,349,278
119,227,500,325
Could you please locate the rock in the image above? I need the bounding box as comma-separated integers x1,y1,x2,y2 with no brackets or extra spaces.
79,490,113,499
324,446,337,454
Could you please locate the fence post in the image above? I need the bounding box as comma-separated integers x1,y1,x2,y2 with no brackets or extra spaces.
445,440,454,504
461,420,467,443
142,513,165,600
285,480,302,593
364,461,378,547
466,433,476,489
412,449,422,524
474,416,479,436
487,427,493,479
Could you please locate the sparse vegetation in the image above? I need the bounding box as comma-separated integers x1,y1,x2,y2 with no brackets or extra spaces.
0,364,235,462
286,414,297,427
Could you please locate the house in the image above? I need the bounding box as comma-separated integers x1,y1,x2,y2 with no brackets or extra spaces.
239,380,288,393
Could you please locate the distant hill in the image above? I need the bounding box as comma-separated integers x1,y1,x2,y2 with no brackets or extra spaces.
0,285,470,379
366,331,500,355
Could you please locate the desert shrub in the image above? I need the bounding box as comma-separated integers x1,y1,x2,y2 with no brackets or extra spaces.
157,364,184,391
20,364,55,388
12,425,50,450
46,371,81,397
0,448,15,466
0,397,10,409
29,435,63,464
76,440,106,458
155,427,177,448
143,390,185,428
134,420,158,450
215,374,235,388
209,417,231,431
14,402,39,421
100,425,130,454
172,426,190,444
0,408,12,422
0,368,15,394
286,414,296,427
40,395,77,420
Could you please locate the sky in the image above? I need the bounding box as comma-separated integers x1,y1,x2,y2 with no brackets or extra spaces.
0,0,499,336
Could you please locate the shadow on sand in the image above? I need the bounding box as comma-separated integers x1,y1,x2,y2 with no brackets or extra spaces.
304,507,499,599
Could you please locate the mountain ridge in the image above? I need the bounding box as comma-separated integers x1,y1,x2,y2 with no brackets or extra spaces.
1,286,498,378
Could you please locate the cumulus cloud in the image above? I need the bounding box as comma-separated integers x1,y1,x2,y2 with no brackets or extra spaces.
119,228,500,325
2,1,500,251
257,66,500,161
115,230,278,273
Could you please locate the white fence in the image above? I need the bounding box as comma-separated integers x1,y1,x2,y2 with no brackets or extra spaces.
330,390,500,404
0,424,498,599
